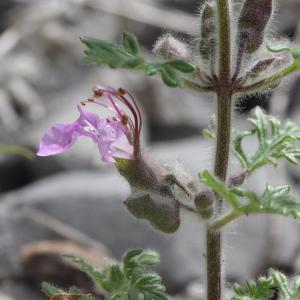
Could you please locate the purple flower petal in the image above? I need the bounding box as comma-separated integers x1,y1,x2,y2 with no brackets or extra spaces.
37,123,79,156
37,104,133,162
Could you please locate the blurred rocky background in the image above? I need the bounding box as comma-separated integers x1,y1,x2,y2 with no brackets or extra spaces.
0,0,300,299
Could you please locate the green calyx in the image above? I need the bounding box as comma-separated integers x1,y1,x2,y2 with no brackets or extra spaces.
115,158,181,233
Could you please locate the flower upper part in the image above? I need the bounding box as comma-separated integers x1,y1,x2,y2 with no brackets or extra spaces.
37,86,142,162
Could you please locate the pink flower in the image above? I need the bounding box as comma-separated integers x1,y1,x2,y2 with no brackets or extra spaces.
37,86,142,162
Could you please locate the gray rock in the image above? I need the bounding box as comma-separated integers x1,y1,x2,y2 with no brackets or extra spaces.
0,279,43,300
0,293,13,300
2,136,299,293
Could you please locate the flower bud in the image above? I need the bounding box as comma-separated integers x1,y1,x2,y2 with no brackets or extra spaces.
194,190,214,220
115,157,181,233
153,34,191,60
229,171,247,187
248,58,275,78
238,0,273,53
198,2,216,61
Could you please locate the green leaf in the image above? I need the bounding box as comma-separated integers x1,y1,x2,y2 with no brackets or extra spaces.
123,249,144,267
267,44,300,68
43,249,166,300
128,287,139,300
202,129,215,139
200,170,240,208
232,276,274,300
101,264,126,292
122,32,139,55
80,37,137,68
135,250,160,266
145,63,161,76
123,250,167,300
131,272,167,300
165,60,196,73
233,270,300,300
201,171,300,220
123,249,160,275
62,254,105,289
81,33,196,89
42,282,64,297
233,107,300,174
108,292,127,300
160,65,181,87
236,185,300,219
202,115,216,139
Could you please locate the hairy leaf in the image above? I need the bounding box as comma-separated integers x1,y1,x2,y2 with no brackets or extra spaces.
122,250,166,300
201,171,300,220
233,270,300,300
81,32,196,88
42,282,64,297
267,44,300,68
233,277,274,300
124,191,180,234
130,272,167,300
122,32,139,56
42,283,95,300
44,249,167,300
123,249,160,276
62,254,106,289
233,107,300,174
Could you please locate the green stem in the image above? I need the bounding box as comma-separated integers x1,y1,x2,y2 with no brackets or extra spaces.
238,63,298,94
209,210,242,232
206,1,232,300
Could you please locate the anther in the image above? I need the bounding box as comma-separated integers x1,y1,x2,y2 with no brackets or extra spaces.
93,87,103,97
121,114,129,125
118,88,126,96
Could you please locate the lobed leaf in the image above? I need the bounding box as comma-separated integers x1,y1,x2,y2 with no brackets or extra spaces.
44,249,167,300
42,283,95,300
122,32,140,56
267,44,300,68
233,270,300,300
42,282,64,297
62,254,106,290
200,171,300,220
81,32,196,88
233,107,300,174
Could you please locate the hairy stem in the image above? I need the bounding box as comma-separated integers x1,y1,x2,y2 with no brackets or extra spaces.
214,93,232,188
206,93,232,300
216,0,231,83
206,1,232,300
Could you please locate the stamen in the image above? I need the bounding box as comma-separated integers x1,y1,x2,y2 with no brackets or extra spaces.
81,98,95,106
121,114,129,126
93,87,103,97
118,88,126,96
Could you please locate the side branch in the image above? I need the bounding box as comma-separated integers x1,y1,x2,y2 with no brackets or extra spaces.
237,63,298,94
